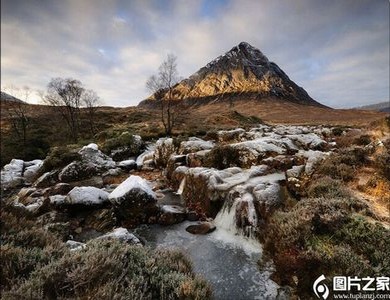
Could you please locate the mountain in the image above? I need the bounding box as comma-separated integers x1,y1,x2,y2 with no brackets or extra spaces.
0,91,26,104
355,102,390,113
139,42,324,108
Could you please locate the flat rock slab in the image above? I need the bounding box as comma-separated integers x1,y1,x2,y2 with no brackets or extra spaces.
186,222,216,235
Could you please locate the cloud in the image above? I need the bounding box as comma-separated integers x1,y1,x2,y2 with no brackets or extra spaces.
1,0,389,108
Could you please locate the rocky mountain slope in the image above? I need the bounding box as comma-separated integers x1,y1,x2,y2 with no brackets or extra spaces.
356,101,390,113
0,91,26,104
139,42,324,107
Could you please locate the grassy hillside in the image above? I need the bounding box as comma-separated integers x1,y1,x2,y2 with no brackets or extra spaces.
1,99,387,166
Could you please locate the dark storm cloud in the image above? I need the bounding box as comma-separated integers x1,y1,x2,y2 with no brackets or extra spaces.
1,0,388,108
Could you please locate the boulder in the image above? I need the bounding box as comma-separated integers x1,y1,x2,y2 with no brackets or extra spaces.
1,159,25,190
108,175,158,224
158,205,187,225
96,227,142,245
49,183,73,195
298,150,329,175
17,187,37,202
286,133,327,150
58,143,115,182
136,145,155,169
66,240,86,251
253,182,283,218
187,150,211,168
109,134,144,161
179,137,214,154
117,159,137,171
34,170,58,188
63,186,109,206
187,211,200,221
49,195,67,206
217,128,246,142
176,166,270,217
186,222,216,235
23,159,43,183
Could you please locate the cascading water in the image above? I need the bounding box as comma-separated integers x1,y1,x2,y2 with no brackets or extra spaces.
176,177,186,195
214,189,260,241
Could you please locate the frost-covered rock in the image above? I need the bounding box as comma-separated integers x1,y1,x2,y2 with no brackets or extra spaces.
109,175,156,205
23,159,43,183
1,159,24,189
34,170,58,188
286,165,305,178
64,186,109,206
109,175,158,223
58,144,115,182
187,150,211,168
117,159,137,170
298,150,329,175
253,182,283,217
179,137,214,154
286,133,327,150
229,138,287,167
217,128,246,142
49,194,67,205
66,240,86,251
154,138,175,168
96,227,142,245
158,205,187,225
136,144,155,169
174,165,282,216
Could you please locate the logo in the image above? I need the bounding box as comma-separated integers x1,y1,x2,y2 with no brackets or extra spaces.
313,275,330,299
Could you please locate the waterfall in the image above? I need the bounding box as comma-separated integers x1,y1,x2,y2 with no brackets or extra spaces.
176,177,186,195
214,191,259,240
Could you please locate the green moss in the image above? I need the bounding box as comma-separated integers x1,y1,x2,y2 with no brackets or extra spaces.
41,145,81,173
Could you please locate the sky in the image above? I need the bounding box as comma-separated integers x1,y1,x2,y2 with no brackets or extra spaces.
1,0,389,108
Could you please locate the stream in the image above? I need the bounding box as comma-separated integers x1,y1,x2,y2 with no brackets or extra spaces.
134,190,280,300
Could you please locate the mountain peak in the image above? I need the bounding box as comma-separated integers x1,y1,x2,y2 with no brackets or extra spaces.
141,42,324,108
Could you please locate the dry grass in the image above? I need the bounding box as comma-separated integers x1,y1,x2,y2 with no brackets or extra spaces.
0,201,212,299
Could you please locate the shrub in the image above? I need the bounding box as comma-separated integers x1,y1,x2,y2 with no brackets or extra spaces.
317,147,369,181
42,146,81,173
264,196,388,297
376,151,390,180
307,176,351,198
332,127,344,136
1,203,212,299
101,131,144,158
354,134,372,146
204,145,241,169
4,240,212,300
203,130,219,141
0,208,66,289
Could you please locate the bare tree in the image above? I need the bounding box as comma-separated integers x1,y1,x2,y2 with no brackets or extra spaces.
146,54,180,136
43,78,84,143
82,89,100,137
3,85,32,151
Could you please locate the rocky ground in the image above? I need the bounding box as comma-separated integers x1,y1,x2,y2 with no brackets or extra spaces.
1,120,389,298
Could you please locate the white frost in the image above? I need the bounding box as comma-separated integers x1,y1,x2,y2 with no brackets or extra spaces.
97,227,141,244
65,186,109,205
109,175,155,200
